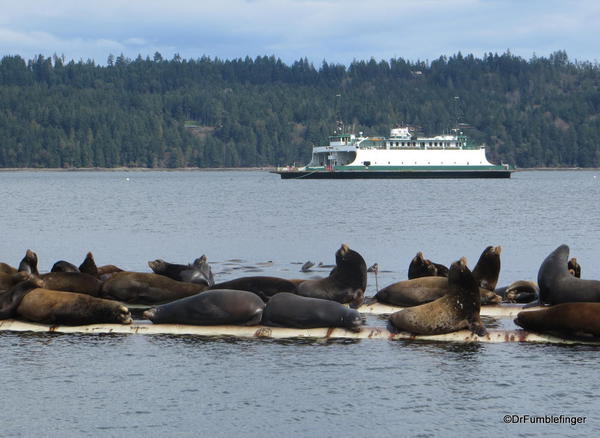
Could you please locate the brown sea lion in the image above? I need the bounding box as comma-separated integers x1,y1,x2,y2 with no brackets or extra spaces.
97,264,123,281
0,275,43,319
18,249,39,275
17,288,132,325
514,303,600,337
209,276,297,301
538,244,600,305
388,257,487,336
0,262,18,275
261,292,365,332
101,271,208,304
567,257,581,278
373,276,501,306
296,244,367,308
40,272,103,297
143,289,264,325
0,271,31,292
148,255,214,286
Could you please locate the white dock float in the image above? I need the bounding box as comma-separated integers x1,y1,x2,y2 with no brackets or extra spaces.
357,302,542,318
0,319,597,345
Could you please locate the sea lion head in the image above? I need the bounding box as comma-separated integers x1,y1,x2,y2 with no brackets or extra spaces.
112,304,133,324
147,259,167,272
79,252,99,277
567,257,581,278
143,308,157,322
191,255,214,287
342,308,365,332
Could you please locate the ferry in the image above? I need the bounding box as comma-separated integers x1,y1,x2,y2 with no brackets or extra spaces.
274,125,513,179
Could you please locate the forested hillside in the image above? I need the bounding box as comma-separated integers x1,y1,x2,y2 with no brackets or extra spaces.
1,50,599,168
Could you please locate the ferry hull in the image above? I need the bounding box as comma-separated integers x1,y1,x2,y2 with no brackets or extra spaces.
275,169,513,179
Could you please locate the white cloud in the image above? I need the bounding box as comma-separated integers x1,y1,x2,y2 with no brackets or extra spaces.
0,0,599,64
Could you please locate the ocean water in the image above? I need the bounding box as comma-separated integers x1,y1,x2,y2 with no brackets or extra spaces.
1,170,599,437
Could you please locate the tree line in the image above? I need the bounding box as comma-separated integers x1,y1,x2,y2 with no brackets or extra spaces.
1,50,599,168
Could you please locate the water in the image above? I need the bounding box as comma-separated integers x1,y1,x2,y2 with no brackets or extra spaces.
1,170,599,437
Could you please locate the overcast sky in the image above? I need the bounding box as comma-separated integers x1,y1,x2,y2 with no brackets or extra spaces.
1,0,599,66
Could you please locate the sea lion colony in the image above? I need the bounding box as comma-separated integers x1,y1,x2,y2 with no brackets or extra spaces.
1,244,598,340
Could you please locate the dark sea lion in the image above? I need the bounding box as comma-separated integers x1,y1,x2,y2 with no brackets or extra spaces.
148,255,214,286
296,244,367,308
567,257,581,278
373,276,501,306
18,249,39,275
0,271,31,292
472,245,501,291
514,303,600,337
538,244,600,304
102,271,208,304
51,260,79,273
40,272,103,297
79,252,99,277
17,288,132,325
408,252,437,279
209,276,297,301
300,261,315,272
495,280,539,303
0,262,18,275
143,289,264,325
388,258,487,336
261,292,364,332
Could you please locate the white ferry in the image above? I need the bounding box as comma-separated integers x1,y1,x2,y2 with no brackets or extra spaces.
274,125,513,179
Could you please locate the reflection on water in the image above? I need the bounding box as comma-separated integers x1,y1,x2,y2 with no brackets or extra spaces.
2,170,600,437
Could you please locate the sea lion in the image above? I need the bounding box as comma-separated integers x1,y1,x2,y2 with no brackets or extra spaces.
17,288,132,325
101,271,208,304
0,262,17,275
495,280,539,303
567,257,581,278
40,272,103,297
18,249,39,275
0,275,43,319
148,255,214,286
261,292,365,332
296,244,367,308
408,252,448,279
388,257,487,336
472,245,501,291
373,276,501,306
96,264,123,281
143,289,264,325
51,260,79,273
0,271,31,292
514,303,600,337
538,244,600,304
209,276,297,301
78,252,99,277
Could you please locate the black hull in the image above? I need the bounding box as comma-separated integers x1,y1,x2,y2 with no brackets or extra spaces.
275,170,513,179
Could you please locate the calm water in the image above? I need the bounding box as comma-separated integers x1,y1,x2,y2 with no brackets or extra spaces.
1,170,600,437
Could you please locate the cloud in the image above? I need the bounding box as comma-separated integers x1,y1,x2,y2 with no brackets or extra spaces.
0,0,599,65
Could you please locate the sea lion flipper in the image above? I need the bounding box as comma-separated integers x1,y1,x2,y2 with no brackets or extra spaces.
468,318,488,337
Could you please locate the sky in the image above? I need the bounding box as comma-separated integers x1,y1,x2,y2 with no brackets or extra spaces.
0,0,599,66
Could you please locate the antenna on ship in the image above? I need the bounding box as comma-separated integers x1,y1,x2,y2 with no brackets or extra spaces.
335,93,343,134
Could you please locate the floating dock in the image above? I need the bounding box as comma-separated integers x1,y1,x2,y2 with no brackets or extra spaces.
0,319,597,345
357,302,541,317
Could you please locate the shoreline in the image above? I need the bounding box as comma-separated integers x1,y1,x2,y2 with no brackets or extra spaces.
0,166,598,172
